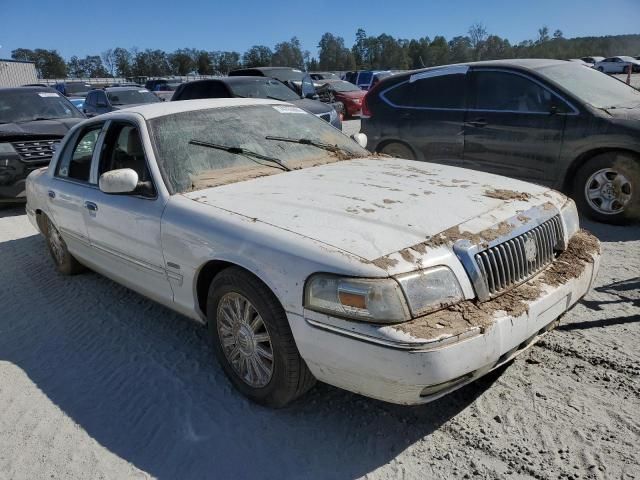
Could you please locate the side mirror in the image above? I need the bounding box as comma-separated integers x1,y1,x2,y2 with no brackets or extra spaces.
351,133,368,149
99,168,139,194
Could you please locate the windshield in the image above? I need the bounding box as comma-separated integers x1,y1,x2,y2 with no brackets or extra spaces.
107,89,160,105
329,81,362,92
539,63,640,109
148,104,368,193
230,79,300,101
0,90,84,124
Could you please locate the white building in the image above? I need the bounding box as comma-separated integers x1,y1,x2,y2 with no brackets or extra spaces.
0,59,38,87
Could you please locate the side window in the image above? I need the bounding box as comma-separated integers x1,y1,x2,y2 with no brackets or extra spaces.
56,126,102,183
85,92,95,107
98,123,155,197
96,91,107,106
383,74,466,109
471,71,554,113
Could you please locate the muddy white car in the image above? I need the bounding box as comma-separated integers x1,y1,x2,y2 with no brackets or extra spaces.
26,99,601,407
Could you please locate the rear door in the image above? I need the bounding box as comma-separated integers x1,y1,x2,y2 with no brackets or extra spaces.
47,123,105,258
463,68,570,185
379,69,468,165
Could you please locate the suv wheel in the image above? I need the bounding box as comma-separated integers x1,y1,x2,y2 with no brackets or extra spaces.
573,152,639,224
379,142,416,160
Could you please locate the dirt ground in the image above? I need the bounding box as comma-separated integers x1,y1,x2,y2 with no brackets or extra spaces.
0,195,638,480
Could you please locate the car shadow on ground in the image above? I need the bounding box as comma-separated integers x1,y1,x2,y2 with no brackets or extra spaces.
580,217,640,242
0,234,502,480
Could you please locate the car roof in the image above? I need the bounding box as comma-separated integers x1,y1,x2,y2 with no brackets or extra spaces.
107,98,289,120
102,86,149,92
182,76,279,86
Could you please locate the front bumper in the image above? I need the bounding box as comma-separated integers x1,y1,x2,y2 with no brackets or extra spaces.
290,244,600,405
0,157,48,202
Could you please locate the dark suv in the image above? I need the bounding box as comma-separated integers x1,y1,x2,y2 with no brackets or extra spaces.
0,87,85,201
362,59,640,223
172,77,342,129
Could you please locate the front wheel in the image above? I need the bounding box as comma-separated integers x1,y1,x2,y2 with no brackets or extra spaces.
572,153,639,224
207,267,315,407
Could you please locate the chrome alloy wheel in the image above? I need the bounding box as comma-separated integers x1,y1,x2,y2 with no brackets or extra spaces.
585,168,632,215
216,292,274,388
48,219,66,265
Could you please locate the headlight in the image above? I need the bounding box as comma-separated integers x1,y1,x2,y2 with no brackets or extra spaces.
0,143,17,154
396,266,463,316
304,274,410,323
560,198,580,241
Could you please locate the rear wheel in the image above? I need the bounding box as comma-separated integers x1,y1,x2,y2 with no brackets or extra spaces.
379,142,416,160
572,152,639,224
43,215,85,275
207,267,315,407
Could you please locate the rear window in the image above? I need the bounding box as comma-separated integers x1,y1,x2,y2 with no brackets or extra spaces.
357,72,373,85
382,74,466,109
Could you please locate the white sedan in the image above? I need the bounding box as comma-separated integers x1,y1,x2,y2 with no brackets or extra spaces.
594,56,640,73
26,99,601,406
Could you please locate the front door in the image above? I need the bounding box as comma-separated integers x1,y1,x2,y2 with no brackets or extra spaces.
82,121,173,303
463,69,569,185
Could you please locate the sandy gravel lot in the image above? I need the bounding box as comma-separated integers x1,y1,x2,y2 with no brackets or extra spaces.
0,177,638,479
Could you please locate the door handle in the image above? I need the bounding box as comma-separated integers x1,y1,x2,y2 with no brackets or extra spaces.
467,119,488,128
47,190,56,199
84,201,98,212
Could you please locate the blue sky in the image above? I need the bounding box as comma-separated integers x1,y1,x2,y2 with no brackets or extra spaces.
1,0,639,59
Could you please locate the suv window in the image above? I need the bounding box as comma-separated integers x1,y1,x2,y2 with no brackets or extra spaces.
99,123,154,197
383,74,466,109
471,70,554,113
56,126,102,182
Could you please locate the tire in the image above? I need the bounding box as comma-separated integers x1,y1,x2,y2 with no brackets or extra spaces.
206,267,316,407
379,142,416,160
43,215,85,275
572,152,640,224
597,66,604,72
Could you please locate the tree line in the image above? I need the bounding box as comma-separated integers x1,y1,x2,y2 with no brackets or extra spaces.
10,26,640,79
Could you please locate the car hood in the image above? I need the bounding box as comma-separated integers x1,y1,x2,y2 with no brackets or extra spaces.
182,158,564,262
290,98,332,115
0,117,83,138
601,105,640,121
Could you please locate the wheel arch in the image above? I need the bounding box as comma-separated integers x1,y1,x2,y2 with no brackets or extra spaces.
562,147,640,193
194,259,284,322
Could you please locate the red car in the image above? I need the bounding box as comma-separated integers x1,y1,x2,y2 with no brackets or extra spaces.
316,80,367,118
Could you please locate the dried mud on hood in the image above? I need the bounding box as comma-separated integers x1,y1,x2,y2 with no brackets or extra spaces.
484,188,533,201
396,230,600,341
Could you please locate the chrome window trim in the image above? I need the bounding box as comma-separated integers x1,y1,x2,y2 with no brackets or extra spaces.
379,77,467,112
468,67,580,116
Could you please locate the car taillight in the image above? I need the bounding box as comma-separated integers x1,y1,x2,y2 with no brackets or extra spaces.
361,92,372,118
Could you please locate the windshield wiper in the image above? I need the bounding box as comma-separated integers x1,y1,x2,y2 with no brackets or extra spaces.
189,139,291,172
265,135,348,155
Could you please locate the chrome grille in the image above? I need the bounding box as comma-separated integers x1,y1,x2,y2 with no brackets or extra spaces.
11,139,60,163
474,215,564,297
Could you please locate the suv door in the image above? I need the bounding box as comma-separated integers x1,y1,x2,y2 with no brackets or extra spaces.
82,121,173,303
48,123,105,258
463,68,570,185
380,70,468,164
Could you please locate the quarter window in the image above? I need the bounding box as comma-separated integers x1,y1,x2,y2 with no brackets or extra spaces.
384,74,466,109
471,71,554,113
56,126,102,182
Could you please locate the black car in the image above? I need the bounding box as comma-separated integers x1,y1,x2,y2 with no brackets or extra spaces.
0,87,85,201
53,82,93,97
362,59,640,223
83,87,160,117
229,67,318,99
172,77,342,129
